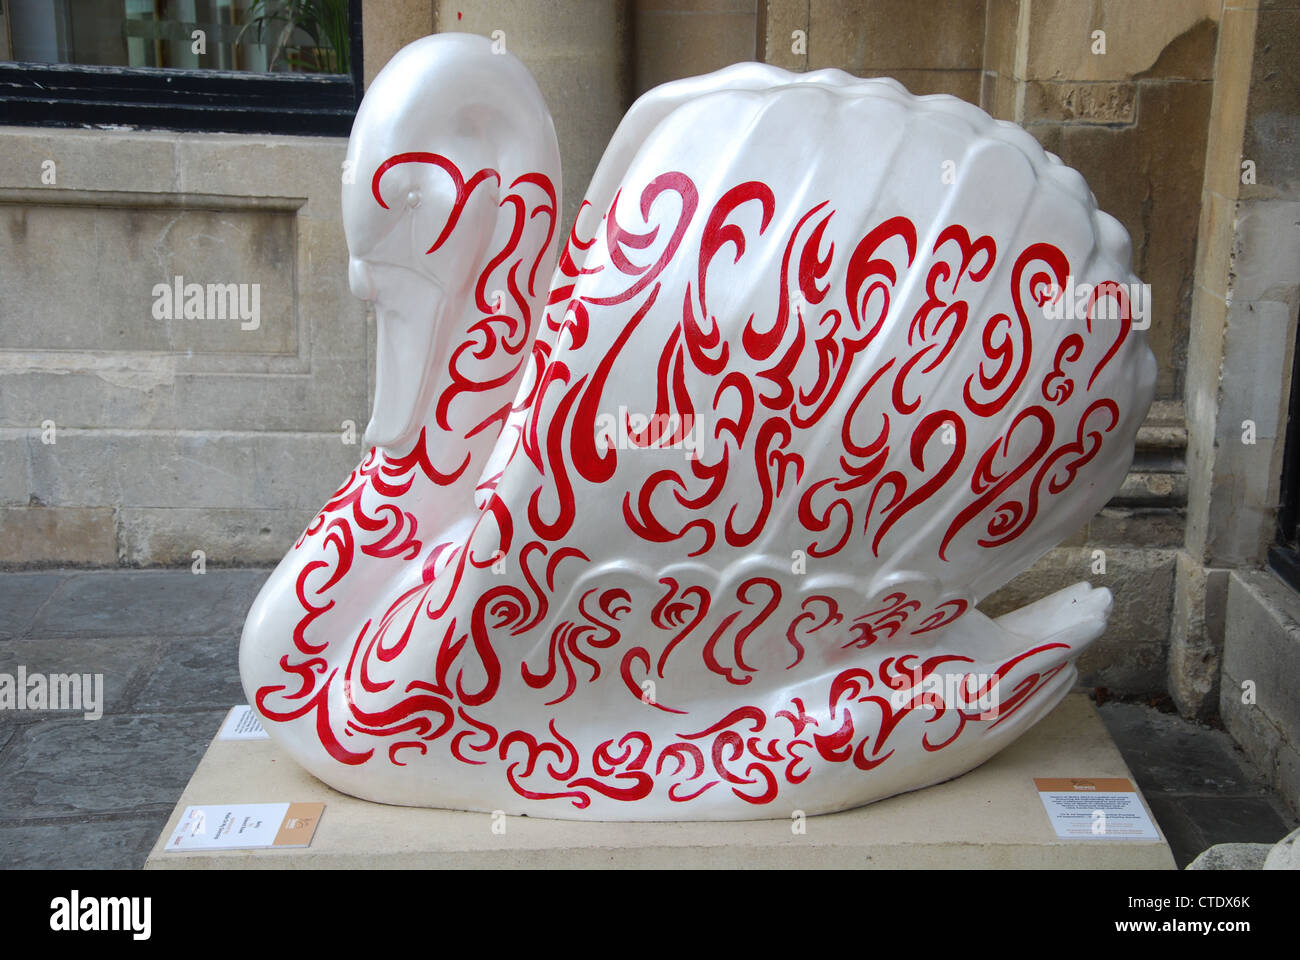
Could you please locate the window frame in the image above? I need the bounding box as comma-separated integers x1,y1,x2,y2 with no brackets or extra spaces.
0,0,363,136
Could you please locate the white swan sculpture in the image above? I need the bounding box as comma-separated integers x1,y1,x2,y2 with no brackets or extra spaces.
240,33,1156,820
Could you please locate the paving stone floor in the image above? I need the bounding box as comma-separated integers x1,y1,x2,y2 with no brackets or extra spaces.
0,568,1294,869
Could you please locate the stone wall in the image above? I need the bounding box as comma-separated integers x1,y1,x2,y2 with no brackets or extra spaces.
764,0,987,100
1174,0,1299,720
435,0,633,234
634,1,761,96
0,130,369,567
1222,571,1300,817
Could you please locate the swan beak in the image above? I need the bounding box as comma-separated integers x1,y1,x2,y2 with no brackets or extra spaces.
362,278,444,453
348,256,376,302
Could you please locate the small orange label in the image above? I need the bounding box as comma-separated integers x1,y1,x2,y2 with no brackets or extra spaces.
1034,777,1135,792
273,802,325,847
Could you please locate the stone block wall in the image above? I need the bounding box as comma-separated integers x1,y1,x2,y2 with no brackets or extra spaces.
1222,571,1300,817
1173,1,1300,719
0,130,371,567
765,0,988,100
435,0,633,234
634,1,761,96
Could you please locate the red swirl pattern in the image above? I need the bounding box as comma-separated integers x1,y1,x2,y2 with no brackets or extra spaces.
255,151,1137,811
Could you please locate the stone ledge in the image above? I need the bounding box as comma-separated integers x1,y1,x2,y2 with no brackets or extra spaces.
1220,568,1300,818
0,506,117,565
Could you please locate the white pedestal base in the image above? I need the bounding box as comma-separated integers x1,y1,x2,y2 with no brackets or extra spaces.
145,693,1175,869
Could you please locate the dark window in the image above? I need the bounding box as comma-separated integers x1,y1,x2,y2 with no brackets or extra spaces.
0,0,362,135
1269,304,1300,589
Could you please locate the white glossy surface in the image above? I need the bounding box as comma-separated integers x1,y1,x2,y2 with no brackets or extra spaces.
240,34,1157,819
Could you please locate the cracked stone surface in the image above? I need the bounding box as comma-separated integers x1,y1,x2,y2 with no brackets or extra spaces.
1097,701,1298,867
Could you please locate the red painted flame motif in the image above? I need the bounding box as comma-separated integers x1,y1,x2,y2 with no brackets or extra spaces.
257,153,1136,810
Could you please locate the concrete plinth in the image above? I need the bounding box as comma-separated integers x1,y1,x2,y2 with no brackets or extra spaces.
145,693,1175,869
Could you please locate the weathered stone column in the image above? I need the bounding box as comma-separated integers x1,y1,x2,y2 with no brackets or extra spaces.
363,1,437,87
632,1,761,97
434,0,633,234
763,0,986,100
1178,3,1300,733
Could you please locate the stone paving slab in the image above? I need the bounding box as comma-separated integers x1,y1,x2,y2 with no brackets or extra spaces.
0,635,165,718
0,572,68,639
1098,701,1273,796
1174,795,1295,846
0,817,163,870
0,570,272,869
1143,795,1205,864
1097,701,1298,867
133,634,245,713
27,569,267,639
0,710,228,821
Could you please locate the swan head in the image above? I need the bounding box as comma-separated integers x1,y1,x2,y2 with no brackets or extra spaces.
342,33,561,454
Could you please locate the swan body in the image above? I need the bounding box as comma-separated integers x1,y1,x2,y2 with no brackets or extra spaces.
239,34,1156,819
